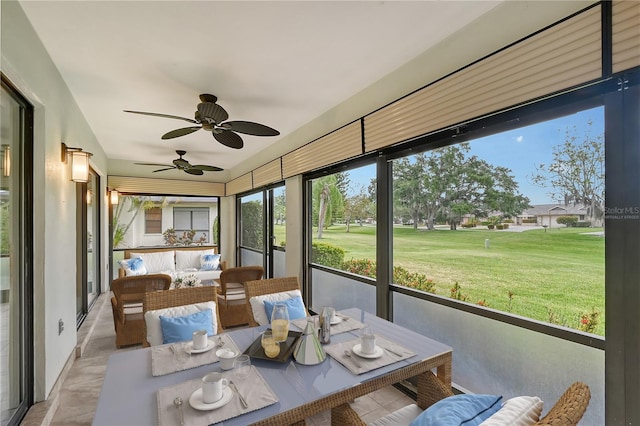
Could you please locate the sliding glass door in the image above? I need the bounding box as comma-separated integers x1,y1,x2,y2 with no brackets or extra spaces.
0,76,34,426
237,185,286,277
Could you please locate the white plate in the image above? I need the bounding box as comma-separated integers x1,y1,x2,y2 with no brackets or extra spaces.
185,341,215,354
330,316,342,325
189,387,233,411
352,344,384,359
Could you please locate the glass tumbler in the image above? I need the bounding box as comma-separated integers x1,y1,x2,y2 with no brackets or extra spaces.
270,303,290,343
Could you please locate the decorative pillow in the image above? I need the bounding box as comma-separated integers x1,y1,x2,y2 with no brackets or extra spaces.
144,301,219,346
249,290,304,326
200,253,221,271
479,396,543,426
159,309,214,344
129,251,175,273
264,296,307,323
175,249,215,270
118,257,148,276
409,394,503,426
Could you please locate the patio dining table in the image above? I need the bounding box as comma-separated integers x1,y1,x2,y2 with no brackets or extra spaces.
93,308,452,425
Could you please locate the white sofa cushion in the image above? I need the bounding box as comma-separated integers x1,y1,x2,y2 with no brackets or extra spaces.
144,301,219,346
479,396,543,426
175,249,215,270
369,403,423,426
130,251,175,274
249,289,304,326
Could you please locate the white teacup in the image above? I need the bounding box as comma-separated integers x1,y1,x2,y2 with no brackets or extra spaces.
192,330,208,350
216,348,238,370
202,372,229,404
360,326,377,355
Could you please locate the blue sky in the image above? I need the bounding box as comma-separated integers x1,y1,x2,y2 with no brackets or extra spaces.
347,106,604,205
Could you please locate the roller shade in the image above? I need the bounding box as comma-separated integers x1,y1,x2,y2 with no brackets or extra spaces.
612,0,640,73
252,158,283,188
282,121,362,178
225,173,252,196
107,176,224,196
364,6,602,152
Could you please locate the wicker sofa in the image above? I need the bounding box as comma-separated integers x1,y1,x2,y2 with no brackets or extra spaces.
117,246,225,284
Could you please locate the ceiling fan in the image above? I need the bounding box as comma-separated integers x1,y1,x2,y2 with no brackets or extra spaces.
124,93,280,149
135,150,223,175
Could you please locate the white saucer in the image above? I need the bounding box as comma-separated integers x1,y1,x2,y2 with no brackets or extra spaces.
189,387,233,411
330,316,342,325
186,341,215,354
352,344,384,359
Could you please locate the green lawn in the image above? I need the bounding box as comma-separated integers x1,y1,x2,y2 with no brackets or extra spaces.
301,224,605,335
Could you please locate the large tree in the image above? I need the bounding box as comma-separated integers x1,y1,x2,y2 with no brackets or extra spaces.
531,121,604,224
393,143,530,230
343,186,374,232
312,175,344,238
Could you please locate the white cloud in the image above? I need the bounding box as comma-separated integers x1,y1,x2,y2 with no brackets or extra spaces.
515,136,524,143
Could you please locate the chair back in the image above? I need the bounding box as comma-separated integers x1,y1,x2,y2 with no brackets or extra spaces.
142,286,222,347
243,276,302,326
111,274,172,307
218,266,264,295
535,382,590,425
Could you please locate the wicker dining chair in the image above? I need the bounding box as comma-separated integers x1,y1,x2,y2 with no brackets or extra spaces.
141,286,222,347
110,273,172,348
243,276,303,327
217,265,264,328
331,376,591,426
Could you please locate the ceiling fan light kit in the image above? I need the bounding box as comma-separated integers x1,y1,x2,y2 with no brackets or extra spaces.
124,93,280,149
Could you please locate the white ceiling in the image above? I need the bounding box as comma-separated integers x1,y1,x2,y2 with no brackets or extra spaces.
18,1,501,182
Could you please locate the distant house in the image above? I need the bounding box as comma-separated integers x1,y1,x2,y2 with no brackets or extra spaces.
517,204,591,227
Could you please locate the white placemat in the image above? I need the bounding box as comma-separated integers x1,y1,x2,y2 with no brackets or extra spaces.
291,313,365,335
157,366,278,426
324,335,416,375
151,334,240,376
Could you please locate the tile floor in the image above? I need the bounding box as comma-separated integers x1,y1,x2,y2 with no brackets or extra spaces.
43,293,414,425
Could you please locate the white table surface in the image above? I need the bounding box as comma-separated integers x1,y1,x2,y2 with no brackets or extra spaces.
93,308,452,426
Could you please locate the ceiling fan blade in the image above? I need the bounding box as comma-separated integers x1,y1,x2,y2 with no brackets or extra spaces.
199,94,218,103
124,110,198,124
214,130,244,149
191,164,224,172
223,120,280,136
197,102,229,123
184,168,204,175
152,167,176,173
135,162,174,167
161,126,201,140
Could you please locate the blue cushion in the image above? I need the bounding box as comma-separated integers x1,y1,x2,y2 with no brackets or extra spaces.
118,257,147,276
200,253,221,271
159,309,214,344
264,296,307,323
409,394,503,426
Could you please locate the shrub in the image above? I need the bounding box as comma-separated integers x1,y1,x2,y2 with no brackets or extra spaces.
556,216,578,227
312,242,345,269
461,223,474,228
450,282,467,301
502,223,509,229
480,221,491,226
575,221,592,228
503,219,514,223
579,307,600,333
487,224,495,229
342,259,436,293
523,218,538,223
393,266,436,293
496,224,504,230
343,258,375,278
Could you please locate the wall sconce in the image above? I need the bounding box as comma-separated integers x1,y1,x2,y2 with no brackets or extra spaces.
61,142,92,183
110,189,119,205
1,144,10,177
